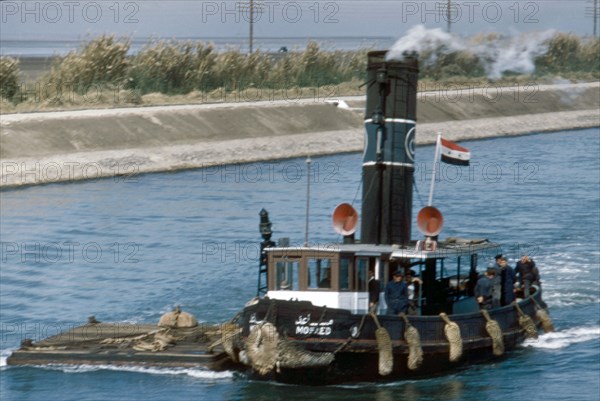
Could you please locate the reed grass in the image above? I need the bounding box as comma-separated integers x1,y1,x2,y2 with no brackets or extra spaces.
2,33,598,111
0,57,19,100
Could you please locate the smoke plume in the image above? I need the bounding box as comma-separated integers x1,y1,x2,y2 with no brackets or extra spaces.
386,25,556,79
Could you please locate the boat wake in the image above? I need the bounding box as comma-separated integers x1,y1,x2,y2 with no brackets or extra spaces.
0,349,14,370
41,364,236,380
523,326,600,349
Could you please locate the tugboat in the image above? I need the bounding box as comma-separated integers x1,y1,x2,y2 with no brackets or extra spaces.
6,51,553,383
231,51,553,384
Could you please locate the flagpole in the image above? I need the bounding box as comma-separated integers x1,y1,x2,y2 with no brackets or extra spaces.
428,134,442,206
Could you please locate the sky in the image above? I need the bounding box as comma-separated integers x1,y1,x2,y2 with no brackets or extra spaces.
0,1,598,43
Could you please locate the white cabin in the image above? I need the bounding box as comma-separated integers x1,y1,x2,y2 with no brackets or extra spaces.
265,241,502,315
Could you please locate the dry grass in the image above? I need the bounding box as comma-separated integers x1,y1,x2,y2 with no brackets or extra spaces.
1,33,598,113
46,35,130,86
0,57,19,101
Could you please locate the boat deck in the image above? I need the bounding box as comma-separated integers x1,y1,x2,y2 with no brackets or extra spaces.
7,323,235,370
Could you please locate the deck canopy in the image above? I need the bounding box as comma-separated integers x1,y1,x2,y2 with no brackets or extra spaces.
265,239,502,315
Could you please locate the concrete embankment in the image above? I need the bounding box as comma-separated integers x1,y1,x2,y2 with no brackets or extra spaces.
1,82,598,187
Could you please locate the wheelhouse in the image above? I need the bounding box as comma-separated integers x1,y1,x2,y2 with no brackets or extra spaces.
266,240,502,315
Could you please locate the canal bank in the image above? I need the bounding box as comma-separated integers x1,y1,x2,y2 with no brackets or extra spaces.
1,82,598,187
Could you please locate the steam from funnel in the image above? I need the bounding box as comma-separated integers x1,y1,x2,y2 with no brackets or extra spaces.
386,25,464,62
386,24,556,79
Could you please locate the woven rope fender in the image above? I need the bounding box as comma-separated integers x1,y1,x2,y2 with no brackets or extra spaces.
400,313,423,370
370,313,393,376
480,309,504,356
513,302,538,339
532,298,555,333
158,306,198,328
276,338,334,371
245,323,279,375
439,313,463,362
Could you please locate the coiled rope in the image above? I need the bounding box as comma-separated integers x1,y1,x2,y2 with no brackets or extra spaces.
513,302,538,339
480,309,504,356
531,297,555,333
370,313,393,376
439,312,463,362
400,313,423,370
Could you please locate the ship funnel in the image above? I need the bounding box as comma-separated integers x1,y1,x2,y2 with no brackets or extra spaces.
360,51,419,245
332,203,358,236
416,206,444,236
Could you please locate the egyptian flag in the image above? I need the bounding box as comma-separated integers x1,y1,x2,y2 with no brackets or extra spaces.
440,138,470,166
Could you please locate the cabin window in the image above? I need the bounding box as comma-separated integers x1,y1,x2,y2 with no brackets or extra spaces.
275,258,300,290
339,257,351,290
355,258,369,291
307,258,332,289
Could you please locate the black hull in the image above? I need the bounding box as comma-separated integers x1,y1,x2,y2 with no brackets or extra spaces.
236,295,545,384
258,347,507,385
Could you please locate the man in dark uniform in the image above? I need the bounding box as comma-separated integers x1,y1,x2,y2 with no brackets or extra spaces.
492,255,503,308
475,267,496,310
385,269,408,315
499,257,516,306
368,270,380,313
515,255,540,297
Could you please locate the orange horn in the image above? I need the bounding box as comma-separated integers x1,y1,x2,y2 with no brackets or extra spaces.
417,206,444,236
332,203,358,236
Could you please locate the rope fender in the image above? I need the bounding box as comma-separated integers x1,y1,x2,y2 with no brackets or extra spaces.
370,313,393,376
440,312,463,362
480,309,504,356
531,297,555,333
244,322,334,375
513,302,538,339
400,313,423,370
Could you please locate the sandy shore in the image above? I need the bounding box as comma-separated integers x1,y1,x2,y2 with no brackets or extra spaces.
1,82,598,187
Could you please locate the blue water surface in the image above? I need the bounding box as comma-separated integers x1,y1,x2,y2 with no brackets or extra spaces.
1,129,599,401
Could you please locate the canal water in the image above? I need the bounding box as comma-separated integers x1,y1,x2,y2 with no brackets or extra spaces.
1,128,599,401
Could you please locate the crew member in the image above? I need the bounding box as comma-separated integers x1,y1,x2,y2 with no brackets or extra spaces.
385,269,408,315
368,270,380,313
515,255,540,297
492,254,503,308
499,257,516,306
475,267,496,310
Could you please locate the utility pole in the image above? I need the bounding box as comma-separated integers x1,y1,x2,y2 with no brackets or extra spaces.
587,0,599,37
249,0,254,54
447,0,452,33
595,0,599,38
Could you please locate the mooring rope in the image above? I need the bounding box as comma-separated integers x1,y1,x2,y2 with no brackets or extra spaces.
400,313,423,370
100,329,163,345
439,312,463,362
332,313,369,354
208,323,242,362
370,313,393,376
531,297,555,333
513,302,538,339
480,309,504,356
